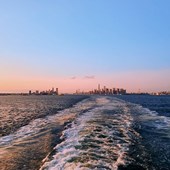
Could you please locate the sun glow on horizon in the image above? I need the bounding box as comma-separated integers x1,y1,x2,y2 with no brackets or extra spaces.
0,69,169,93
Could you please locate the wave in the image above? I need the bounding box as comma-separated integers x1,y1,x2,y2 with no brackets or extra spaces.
0,98,93,147
132,104,170,131
1,96,170,169
40,97,139,170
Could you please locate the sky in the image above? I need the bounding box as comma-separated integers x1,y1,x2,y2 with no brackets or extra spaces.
0,0,170,93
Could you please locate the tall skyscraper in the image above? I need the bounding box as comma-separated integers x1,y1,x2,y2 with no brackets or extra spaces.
104,86,106,93
98,84,100,92
56,88,58,95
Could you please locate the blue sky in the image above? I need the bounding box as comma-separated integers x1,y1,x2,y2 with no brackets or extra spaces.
0,0,170,92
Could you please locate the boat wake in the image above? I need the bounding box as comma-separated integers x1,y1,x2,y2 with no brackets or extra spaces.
1,96,170,170
40,97,138,170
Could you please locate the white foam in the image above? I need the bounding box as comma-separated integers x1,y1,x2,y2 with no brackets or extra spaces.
0,98,94,147
40,97,134,170
134,105,170,130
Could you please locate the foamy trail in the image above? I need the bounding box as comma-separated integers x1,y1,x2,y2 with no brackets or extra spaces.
0,98,95,152
40,97,138,170
1,95,170,170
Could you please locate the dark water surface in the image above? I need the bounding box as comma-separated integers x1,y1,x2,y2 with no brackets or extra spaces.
117,95,170,170
0,95,88,136
0,95,88,170
0,95,170,170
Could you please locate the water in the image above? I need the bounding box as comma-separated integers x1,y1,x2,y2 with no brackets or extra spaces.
0,95,170,170
117,95,170,169
0,95,88,170
0,95,88,136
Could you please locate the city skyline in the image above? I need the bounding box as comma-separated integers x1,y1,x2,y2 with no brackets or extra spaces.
0,1,170,93
0,70,169,93
75,84,127,95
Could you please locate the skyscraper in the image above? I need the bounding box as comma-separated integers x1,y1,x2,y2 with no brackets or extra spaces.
52,87,54,93
98,84,100,92
56,88,58,95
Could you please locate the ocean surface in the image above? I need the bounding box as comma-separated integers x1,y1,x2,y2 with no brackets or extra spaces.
0,95,170,170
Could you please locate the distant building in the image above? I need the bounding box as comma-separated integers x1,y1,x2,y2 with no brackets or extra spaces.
103,88,105,94
74,84,126,95
56,88,59,95
98,84,100,93
35,90,39,95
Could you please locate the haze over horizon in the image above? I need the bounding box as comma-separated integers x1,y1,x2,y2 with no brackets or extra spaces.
0,1,170,93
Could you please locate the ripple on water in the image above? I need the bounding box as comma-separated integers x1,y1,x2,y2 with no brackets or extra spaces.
40,97,138,170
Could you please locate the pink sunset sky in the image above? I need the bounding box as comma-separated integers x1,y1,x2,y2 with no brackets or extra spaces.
0,69,169,93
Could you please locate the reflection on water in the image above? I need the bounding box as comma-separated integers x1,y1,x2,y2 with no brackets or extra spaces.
0,95,170,170
0,95,87,136
0,95,88,170
0,132,55,170
40,97,145,170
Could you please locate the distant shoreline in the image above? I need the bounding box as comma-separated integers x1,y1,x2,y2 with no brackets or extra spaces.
0,93,169,96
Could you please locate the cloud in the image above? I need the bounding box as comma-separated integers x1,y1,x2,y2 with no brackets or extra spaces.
84,75,95,79
70,76,96,80
70,76,76,80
